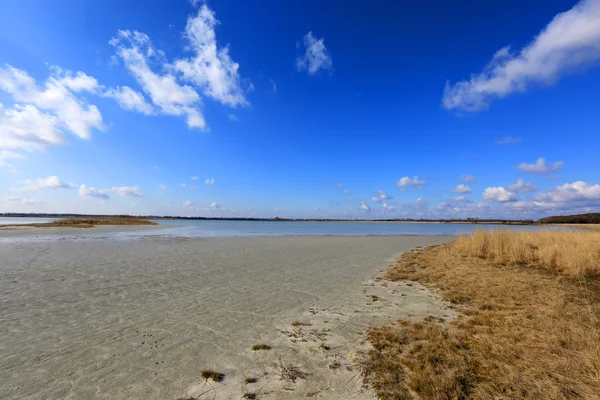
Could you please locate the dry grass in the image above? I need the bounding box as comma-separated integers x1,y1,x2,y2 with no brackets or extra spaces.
251,344,271,351
200,369,225,382
454,229,600,277
279,360,307,382
3,216,156,228
244,377,258,384
361,231,600,400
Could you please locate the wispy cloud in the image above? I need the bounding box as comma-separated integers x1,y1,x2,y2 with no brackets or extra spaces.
205,178,215,185
296,32,333,75
460,174,477,183
79,184,109,200
112,186,142,197
517,157,564,173
174,5,250,107
451,184,472,194
19,176,76,191
397,176,426,191
443,0,600,111
507,178,536,193
495,136,522,145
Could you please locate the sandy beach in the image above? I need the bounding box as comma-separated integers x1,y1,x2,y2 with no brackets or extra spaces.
0,230,454,399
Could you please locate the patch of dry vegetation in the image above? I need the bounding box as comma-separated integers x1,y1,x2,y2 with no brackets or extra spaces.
200,369,225,382
4,216,156,228
455,229,600,277
251,344,271,351
361,230,600,399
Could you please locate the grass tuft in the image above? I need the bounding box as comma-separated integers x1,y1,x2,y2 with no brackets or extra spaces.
251,344,271,351
200,369,225,382
244,377,258,384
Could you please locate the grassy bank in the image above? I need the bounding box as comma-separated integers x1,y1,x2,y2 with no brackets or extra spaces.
361,230,600,399
2,216,156,228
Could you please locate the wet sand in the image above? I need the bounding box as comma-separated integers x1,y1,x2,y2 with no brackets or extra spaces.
0,232,454,399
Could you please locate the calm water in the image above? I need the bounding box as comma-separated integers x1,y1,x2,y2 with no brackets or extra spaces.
0,217,569,242
147,219,567,238
0,217,57,225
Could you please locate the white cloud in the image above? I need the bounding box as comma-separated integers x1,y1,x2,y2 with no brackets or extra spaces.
4,195,41,206
538,181,600,203
111,186,142,197
371,196,381,203
451,184,472,194
209,202,220,209
205,178,214,185
443,0,600,111
460,174,477,183
227,113,238,122
110,30,206,129
191,176,199,180
296,32,333,75
343,189,350,194
270,79,277,92
381,203,396,213
182,200,194,210
495,136,522,145
360,201,371,213
20,176,76,191
372,190,392,203
0,65,103,139
0,149,23,168
517,157,564,173
0,103,64,151
507,178,536,193
104,86,154,115
453,196,473,203
79,184,109,200
482,187,518,202
174,5,249,107
397,176,426,190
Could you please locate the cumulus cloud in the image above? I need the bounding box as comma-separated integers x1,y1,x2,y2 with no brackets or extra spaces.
111,186,142,197
182,200,194,210
495,136,522,145
205,178,214,185
460,174,477,183
360,201,371,213
209,201,220,209
537,181,600,203
0,66,104,160
453,196,473,203
443,0,600,111
451,184,472,194
517,157,564,173
296,32,333,75
174,5,249,107
79,184,109,200
0,65,103,139
110,30,206,129
508,178,537,193
397,176,426,190
20,176,76,191
482,187,518,202
372,190,392,203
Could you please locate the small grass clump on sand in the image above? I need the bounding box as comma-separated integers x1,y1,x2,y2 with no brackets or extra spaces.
290,320,307,327
4,216,156,229
279,360,307,382
360,231,600,399
365,294,379,302
244,377,258,384
242,392,258,399
251,344,271,351
200,369,225,382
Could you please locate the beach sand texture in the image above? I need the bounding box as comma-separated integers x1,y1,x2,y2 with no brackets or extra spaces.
0,234,453,399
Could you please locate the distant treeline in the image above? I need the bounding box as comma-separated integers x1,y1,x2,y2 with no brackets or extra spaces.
0,213,534,224
538,213,600,224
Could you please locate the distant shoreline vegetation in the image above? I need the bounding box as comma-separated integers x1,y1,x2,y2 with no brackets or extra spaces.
2,212,599,225
0,213,535,224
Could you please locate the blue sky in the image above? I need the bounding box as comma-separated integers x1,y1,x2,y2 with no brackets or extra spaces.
1,0,600,219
